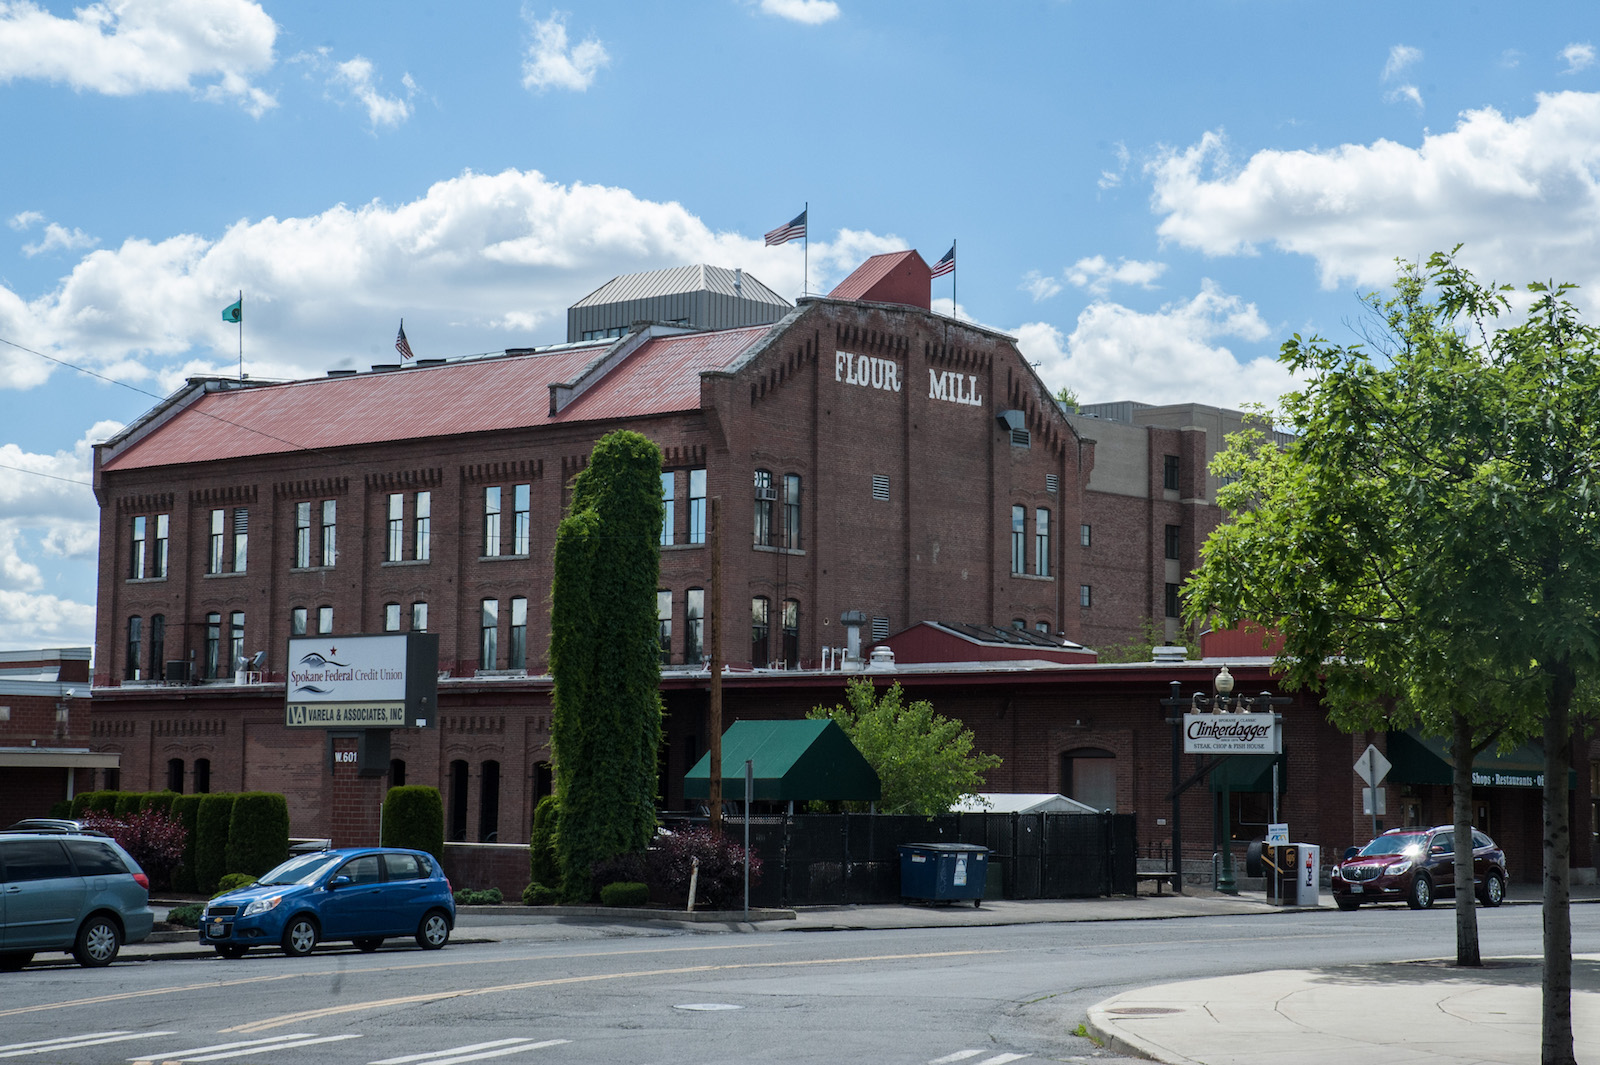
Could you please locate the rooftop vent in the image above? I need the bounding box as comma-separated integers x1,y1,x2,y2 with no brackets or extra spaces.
1151,645,1190,663
327,369,358,378
370,364,400,373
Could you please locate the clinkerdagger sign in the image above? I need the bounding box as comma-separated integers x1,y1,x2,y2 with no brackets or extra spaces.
1182,712,1282,755
285,633,438,729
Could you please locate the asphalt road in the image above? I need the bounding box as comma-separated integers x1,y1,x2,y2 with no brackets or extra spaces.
3,903,1597,1065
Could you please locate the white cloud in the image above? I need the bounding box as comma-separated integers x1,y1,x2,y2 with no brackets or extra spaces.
1098,141,1130,190
1021,270,1062,302
1065,255,1166,295
759,0,840,25
0,0,278,116
9,210,43,231
1013,281,1295,411
0,424,104,648
0,587,96,649
1386,83,1423,109
294,50,415,128
521,10,609,92
22,222,99,257
0,168,895,391
1149,92,1600,307
1382,44,1421,82
1560,42,1595,75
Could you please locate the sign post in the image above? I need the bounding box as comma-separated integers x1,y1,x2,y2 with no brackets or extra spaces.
1353,744,1392,843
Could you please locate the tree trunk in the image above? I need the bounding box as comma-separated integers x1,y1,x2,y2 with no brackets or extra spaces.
1541,663,1576,1065
1451,710,1481,966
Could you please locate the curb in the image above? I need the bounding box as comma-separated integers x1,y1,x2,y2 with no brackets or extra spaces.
1084,1006,1188,1065
456,904,796,923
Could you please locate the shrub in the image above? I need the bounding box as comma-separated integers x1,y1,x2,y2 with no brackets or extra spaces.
646,827,761,910
194,794,237,895
589,850,649,903
141,791,179,817
79,809,188,890
165,903,204,928
115,792,143,817
170,794,203,893
529,795,561,891
381,786,444,863
47,799,72,819
214,873,258,897
599,881,649,907
71,791,117,818
522,883,559,905
225,792,289,877
453,887,503,906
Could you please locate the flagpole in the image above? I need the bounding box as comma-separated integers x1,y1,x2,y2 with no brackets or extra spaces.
803,201,809,298
952,240,957,319
237,290,243,381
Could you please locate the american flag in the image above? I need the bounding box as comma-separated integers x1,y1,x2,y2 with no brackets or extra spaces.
764,209,807,246
395,320,415,360
930,244,956,278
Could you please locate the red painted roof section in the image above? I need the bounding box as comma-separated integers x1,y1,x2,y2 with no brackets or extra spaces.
827,250,931,308
102,327,770,471
1200,623,1285,659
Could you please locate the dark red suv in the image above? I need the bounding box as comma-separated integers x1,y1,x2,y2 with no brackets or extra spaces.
1331,825,1507,911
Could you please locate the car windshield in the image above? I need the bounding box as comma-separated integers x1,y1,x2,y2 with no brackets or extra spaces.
256,853,342,886
1358,833,1426,857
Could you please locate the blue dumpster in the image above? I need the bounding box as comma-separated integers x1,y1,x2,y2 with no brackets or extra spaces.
898,843,989,907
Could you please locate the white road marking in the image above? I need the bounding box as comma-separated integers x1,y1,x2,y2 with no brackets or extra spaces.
369,1040,538,1064
0,1032,176,1058
929,1054,986,1064
384,1040,571,1065
180,1034,363,1061
974,1055,1028,1065
129,1035,318,1062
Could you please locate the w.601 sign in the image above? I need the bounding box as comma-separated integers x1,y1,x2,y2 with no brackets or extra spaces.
1182,712,1282,754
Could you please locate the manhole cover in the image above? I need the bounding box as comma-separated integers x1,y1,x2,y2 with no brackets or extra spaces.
1107,1007,1182,1016
674,1003,744,1012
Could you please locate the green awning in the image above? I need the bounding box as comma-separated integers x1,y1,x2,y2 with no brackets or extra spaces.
683,719,882,802
1387,729,1576,790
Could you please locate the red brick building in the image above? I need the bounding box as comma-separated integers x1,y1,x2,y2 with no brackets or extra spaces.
1,648,118,819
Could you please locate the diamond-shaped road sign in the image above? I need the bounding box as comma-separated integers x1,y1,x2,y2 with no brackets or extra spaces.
1354,744,1392,787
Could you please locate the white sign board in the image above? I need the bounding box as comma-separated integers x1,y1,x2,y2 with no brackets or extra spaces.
1182,713,1282,754
1354,744,1392,787
1265,823,1289,845
286,635,411,728
1362,787,1387,815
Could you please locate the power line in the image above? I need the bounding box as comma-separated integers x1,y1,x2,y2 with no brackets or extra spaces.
0,460,91,486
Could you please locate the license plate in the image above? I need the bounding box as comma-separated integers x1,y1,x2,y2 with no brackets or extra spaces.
1350,885,1363,894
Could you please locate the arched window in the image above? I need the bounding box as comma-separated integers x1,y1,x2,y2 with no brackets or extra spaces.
753,469,774,547
125,616,142,681
533,761,554,800
783,474,802,549
1061,747,1116,812
167,758,184,793
448,760,469,842
194,758,211,794
479,760,501,842
685,589,705,664
751,596,770,666
149,614,165,681
782,599,800,668
389,759,406,788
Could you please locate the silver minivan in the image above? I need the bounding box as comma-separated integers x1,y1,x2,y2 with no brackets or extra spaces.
0,832,155,969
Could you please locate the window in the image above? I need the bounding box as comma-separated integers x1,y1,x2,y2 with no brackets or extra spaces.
130,517,146,579
753,469,774,547
384,603,401,632
685,588,705,664
318,605,334,634
204,612,221,679
229,611,245,672
1062,747,1117,812
1011,505,1025,573
1080,584,1092,608
295,502,311,567
871,615,890,642
412,601,428,631
484,487,501,556
1012,618,1026,630
320,499,337,566
782,600,799,668
447,761,467,841
660,472,675,546
1163,454,1180,492
167,758,184,794
509,597,527,669
751,596,770,666
208,509,225,574
1036,621,1051,634
480,599,498,668
1165,582,1181,619
872,474,890,502
194,758,211,793
387,494,404,561
479,760,501,842
149,615,165,680
1081,523,1091,547
688,468,707,544
657,590,672,663
125,616,142,681
389,760,407,790
415,491,432,560
63,839,128,877
291,607,307,636
1035,508,1051,577
783,474,802,549
154,514,169,578
1165,524,1181,561
513,484,530,554
232,508,248,572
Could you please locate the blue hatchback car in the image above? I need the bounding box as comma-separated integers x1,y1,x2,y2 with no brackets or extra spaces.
201,847,454,959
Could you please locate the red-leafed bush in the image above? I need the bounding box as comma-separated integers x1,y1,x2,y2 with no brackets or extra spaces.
80,809,188,890
645,826,761,910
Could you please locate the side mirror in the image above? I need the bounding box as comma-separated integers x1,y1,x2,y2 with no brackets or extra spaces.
1343,847,1359,861
329,874,352,889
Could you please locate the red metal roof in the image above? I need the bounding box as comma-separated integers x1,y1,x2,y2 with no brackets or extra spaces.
101,326,770,471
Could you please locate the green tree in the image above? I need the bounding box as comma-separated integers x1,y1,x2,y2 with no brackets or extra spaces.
1095,616,1198,664
382,786,445,863
808,679,1001,815
1183,253,1600,1065
549,429,665,902
1054,385,1079,411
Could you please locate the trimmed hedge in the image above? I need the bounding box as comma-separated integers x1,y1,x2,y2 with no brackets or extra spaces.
170,794,203,892
47,799,72,819
194,794,237,895
381,786,444,863
213,873,258,897
115,792,143,817
528,795,560,893
71,791,120,818
225,792,290,877
141,791,179,817
599,881,648,907
522,883,558,905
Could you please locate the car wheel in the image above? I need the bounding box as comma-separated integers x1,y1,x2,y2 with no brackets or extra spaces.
1407,874,1434,910
1479,871,1505,908
415,910,450,950
354,937,383,953
1335,896,1360,911
0,952,33,972
73,914,122,967
216,945,249,959
281,915,319,957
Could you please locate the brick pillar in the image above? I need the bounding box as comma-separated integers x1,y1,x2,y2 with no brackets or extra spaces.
329,734,385,847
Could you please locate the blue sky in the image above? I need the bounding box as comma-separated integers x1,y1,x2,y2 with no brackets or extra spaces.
3,0,1599,650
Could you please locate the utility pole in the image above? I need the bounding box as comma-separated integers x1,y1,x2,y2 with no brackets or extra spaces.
708,496,723,836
